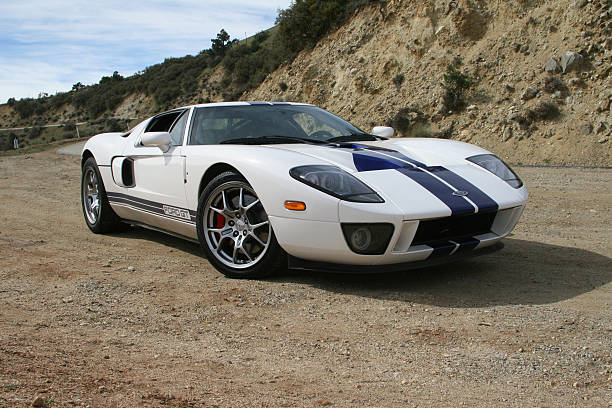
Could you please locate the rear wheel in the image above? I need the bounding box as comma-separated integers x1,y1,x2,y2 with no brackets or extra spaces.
197,171,285,278
81,157,124,233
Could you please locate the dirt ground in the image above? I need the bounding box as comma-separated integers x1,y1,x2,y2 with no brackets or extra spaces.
0,149,610,408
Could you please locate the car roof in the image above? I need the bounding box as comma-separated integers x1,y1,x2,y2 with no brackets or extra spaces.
178,101,314,110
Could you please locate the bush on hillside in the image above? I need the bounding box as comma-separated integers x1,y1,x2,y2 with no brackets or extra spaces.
276,0,383,52
441,64,474,113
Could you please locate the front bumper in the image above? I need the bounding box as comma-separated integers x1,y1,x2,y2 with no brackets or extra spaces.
287,242,504,273
269,205,524,266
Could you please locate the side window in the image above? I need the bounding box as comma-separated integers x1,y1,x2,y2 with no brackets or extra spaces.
145,110,184,133
169,110,188,146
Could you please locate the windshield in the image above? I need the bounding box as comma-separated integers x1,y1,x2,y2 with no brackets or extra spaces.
188,104,371,145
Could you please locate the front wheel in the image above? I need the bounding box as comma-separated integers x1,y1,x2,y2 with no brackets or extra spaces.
196,171,285,279
81,157,124,233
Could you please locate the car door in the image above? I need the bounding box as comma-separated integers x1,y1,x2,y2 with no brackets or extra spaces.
117,108,196,237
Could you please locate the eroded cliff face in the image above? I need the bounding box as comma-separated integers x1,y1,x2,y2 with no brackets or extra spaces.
247,0,612,166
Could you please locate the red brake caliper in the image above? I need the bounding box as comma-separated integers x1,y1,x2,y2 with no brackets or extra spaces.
215,213,225,229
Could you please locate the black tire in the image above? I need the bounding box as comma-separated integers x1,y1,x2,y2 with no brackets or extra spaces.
196,171,285,279
81,157,124,233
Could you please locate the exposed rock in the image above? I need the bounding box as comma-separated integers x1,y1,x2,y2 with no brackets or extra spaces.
598,136,609,143
453,8,489,41
521,87,538,101
32,396,46,408
580,123,593,135
559,51,584,73
596,122,607,134
573,0,588,8
545,58,562,74
502,126,512,142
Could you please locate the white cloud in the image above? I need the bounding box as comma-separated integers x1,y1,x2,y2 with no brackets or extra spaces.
0,0,293,103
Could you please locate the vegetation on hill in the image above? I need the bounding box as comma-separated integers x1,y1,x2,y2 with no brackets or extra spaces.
5,0,383,123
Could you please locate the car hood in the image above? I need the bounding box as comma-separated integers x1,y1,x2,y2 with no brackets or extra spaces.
269,138,490,172
268,138,527,215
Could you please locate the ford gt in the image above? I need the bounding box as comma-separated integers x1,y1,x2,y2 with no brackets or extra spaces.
81,102,527,278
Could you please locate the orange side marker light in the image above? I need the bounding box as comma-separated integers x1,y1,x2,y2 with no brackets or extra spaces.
284,201,306,211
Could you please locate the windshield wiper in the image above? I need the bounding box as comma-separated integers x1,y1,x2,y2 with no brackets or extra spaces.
327,133,386,142
220,136,327,145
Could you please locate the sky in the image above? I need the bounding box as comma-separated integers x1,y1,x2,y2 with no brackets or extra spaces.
0,0,293,103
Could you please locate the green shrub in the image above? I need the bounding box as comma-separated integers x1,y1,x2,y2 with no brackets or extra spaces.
276,0,382,52
441,64,473,113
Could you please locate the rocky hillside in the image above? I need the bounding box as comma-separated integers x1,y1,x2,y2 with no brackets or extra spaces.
1,0,610,166
248,0,612,166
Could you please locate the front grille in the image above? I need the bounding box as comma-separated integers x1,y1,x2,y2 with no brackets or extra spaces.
411,211,496,246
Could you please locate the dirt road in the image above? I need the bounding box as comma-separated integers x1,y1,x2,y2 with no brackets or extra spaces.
0,150,610,407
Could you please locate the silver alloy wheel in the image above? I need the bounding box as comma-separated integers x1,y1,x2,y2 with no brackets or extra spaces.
83,167,101,225
203,181,271,269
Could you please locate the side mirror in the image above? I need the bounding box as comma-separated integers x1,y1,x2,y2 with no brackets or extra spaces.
371,126,394,138
141,132,172,152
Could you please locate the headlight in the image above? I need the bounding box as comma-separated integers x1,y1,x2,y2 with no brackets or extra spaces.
289,165,384,203
467,154,523,188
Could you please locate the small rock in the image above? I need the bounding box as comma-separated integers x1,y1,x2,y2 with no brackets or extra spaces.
435,26,445,35
62,297,73,304
127,266,135,272
545,58,561,73
521,87,538,100
559,51,584,73
596,122,607,134
599,136,609,143
565,96,574,104
466,105,477,111
568,77,583,87
502,127,513,142
505,84,515,92
551,91,562,99
580,123,593,135
32,396,46,407
573,0,587,8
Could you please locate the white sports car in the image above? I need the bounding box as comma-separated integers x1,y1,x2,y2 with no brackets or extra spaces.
81,102,527,278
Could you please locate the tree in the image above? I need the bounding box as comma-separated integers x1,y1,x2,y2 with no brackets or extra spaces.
7,97,16,106
211,29,232,56
72,82,85,91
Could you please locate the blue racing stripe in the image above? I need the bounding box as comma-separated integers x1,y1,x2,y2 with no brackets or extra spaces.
451,236,481,254
353,152,404,171
427,167,499,213
429,241,457,258
397,167,476,216
339,143,498,215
